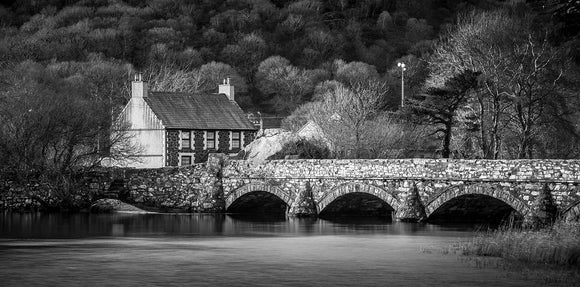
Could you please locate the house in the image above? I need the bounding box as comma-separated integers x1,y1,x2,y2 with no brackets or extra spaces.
116,75,257,168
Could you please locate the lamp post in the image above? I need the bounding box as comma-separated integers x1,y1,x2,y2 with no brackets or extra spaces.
257,111,263,131
397,62,406,108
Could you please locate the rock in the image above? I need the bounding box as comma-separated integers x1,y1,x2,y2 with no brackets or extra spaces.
90,198,154,214
240,128,298,162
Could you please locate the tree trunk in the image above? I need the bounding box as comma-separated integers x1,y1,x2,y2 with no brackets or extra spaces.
354,129,361,158
477,94,491,159
442,122,452,158
491,97,501,159
517,124,532,159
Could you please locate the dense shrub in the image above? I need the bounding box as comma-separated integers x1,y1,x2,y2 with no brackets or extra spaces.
268,139,331,160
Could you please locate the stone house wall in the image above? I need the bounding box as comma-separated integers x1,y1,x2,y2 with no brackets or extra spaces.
164,129,256,164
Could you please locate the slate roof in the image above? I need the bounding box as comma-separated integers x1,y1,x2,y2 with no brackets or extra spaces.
144,92,257,130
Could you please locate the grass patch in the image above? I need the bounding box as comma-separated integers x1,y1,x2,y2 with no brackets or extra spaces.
460,221,580,267
444,221,580,285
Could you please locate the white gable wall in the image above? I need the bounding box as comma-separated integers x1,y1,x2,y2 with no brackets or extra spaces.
114,97,165,168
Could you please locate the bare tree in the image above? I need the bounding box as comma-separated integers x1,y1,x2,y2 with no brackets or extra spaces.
363,114,431,158
146,61,247,94
503,35,567,158
285,84,424,159
147,63,204,93
427,9,576,159
308,79,388,158
0,61,139,174
427,10,522,158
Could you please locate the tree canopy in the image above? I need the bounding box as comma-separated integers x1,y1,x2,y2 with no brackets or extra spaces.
0,0,482,115
0,0,578,166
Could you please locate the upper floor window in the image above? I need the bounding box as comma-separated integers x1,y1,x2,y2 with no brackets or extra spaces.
231,131,241,149
206,131,216,149
181,131,191,149
180,155,192,166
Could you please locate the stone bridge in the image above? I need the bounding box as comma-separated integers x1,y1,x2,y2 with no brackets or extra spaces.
4,157,580,223
220,158,580,222
119,157,580,223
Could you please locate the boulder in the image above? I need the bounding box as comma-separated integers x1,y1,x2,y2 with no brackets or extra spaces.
90,198,154,214
241,128,298,162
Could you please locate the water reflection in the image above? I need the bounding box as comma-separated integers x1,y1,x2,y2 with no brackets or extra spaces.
1,212,478,239
0,212,548,287
111,224,125,236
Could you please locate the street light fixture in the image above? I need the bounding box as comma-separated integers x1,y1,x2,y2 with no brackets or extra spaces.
397,62,406,108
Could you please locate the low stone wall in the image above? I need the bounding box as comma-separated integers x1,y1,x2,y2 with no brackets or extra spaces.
0,161,221,212
123,163,220,212
0,171,113,211
0,184,44,211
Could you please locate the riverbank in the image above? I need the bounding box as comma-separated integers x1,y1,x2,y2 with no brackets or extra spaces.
448,221,580,285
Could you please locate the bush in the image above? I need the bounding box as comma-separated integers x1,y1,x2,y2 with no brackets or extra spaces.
268,139,331,160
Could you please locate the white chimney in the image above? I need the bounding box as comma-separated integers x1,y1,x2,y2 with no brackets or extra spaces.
219,77,234,101
132,73,148,98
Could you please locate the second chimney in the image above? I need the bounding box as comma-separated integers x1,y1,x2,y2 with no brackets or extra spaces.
219,77,234,101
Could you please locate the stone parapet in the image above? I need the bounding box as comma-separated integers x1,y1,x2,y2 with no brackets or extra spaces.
222,159,580,183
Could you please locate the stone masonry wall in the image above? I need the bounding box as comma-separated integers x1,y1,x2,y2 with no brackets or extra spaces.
193,130,205,163
222,159,580,182
123,161,223,212
221,159,580,220
166,130,179,166
2,158,580,220
0,162,222,212
0,171,115,211
218,131,230,152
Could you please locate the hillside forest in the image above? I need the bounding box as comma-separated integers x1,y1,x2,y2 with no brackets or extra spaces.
0,0,579,174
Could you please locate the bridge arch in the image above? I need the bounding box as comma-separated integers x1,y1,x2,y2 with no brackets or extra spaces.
225,181,293,211
425,183,531,218
317,183,400,214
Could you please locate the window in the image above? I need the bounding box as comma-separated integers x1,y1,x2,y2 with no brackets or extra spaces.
231,131,241,149
206,131,216,149
180,155,192,166
181,131,191,149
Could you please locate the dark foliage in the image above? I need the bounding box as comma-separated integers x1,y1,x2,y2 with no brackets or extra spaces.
407,70,480,158
0,0,491,114
268,138,331,160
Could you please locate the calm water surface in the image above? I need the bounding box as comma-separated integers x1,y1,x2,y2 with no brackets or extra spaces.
0,213,556,286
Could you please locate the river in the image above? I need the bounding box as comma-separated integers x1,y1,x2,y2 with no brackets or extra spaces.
0,212,560,286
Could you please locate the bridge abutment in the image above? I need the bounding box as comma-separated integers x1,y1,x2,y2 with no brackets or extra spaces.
525,183,558,228
288,181,317,217
395,183,427,222
199,153,228,213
